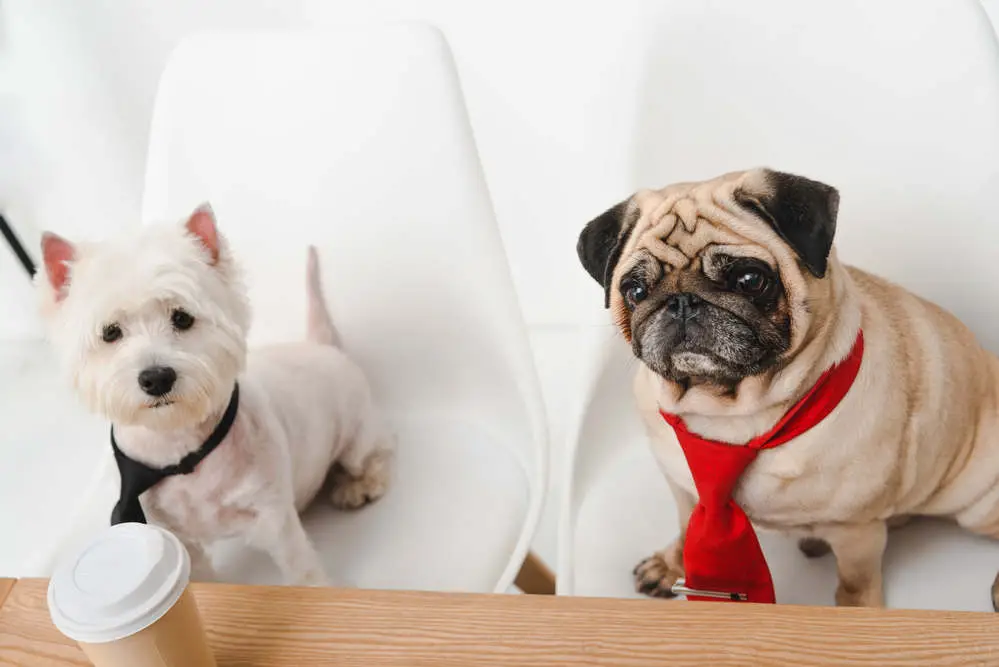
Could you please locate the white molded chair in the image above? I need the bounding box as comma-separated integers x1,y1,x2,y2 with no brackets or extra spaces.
0,223,109,578
30,25,547,594
138,25,547,593
0,338,110,577
559,0,999,611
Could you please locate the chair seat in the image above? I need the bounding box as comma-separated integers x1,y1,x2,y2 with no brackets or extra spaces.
564,332,999,612
3,378,531,592
0,340,111,577
209,416,530,592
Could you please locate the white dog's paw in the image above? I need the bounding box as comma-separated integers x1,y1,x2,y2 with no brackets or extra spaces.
183,542,218,583
294,567,331,588
329,450,392,510
190,561,219,583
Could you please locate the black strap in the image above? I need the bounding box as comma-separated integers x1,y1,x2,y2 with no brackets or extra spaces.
0,214,36,278
110,384,240,525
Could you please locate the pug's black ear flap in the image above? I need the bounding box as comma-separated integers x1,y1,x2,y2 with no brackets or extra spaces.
734,169,839,278
577,199,635,308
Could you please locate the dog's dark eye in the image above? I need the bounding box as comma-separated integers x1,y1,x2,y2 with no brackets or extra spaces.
621,279,649,308
171,309,195,331
102,323,122,344
730,269,769,296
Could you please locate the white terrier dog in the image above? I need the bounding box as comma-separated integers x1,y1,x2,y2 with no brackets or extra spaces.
37,205,394,586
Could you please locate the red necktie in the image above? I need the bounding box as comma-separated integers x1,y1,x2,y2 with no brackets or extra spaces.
660,332,864,604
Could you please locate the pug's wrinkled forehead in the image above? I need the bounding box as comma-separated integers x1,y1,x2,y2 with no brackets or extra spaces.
577,168,839,309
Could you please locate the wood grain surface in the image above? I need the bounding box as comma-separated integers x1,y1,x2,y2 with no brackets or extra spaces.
0,582,13,614
2,578,999,666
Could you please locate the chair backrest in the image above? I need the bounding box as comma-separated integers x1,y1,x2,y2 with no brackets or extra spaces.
142,26,546,466
294,0,999,331
621,0,999,348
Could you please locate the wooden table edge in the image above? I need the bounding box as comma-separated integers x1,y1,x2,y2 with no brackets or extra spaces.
4,578,999,666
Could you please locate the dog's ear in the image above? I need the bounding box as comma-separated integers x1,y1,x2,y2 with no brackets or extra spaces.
184,203,220,265
577,199,636,308
734,169,839,278
40,232,75,302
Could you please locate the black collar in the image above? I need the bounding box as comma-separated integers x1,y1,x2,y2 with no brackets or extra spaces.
110,383,240,525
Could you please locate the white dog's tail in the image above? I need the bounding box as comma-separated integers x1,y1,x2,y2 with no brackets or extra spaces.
306,246,340,347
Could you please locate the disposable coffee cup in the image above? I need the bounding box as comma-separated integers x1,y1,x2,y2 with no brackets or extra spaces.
47,522,217,667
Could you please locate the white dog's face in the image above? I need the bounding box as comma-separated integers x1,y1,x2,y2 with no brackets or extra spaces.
37,207,251,430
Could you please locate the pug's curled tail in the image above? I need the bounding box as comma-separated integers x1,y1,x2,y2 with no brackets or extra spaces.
306,246,341,347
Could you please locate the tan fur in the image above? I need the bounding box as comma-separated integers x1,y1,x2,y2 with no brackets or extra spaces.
622,169,999,606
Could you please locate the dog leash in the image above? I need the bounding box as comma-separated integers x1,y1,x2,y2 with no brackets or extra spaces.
0,213,36,278
110,383,240,525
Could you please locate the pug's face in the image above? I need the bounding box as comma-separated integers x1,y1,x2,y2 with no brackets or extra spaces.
577,168,840,386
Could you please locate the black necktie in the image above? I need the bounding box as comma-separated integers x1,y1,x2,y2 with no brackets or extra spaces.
110,384,240,525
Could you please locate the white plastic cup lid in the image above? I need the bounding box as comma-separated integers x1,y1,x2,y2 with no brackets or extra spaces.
48,522,191,644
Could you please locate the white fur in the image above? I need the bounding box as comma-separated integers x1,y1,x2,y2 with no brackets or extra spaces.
38,211,394,586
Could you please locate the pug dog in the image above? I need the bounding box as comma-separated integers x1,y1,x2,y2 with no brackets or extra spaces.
577,168,999,608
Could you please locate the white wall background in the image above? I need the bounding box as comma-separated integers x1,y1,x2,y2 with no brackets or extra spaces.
986,0,999,23
2,1,998,566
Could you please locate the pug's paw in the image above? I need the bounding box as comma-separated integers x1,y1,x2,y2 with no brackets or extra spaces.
633,549,684,598
798,537,832,559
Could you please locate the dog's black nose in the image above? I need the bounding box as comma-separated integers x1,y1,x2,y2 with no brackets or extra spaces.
665,293,701,321
138,366,177,397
